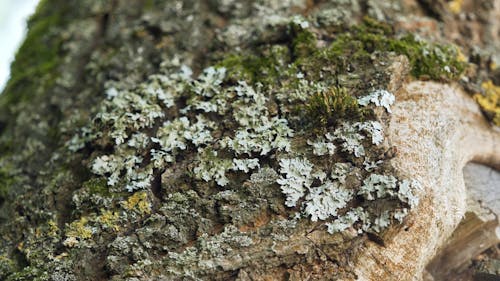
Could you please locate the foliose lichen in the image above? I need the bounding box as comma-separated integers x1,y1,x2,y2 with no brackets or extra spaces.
474,80,500,127
65,16,430,239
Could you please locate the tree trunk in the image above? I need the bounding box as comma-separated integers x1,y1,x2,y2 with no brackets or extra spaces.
0,0,499,280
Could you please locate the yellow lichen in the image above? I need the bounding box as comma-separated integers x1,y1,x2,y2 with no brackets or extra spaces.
47,219,59,237
65,217,93,240
490,61,498,71
456,47,467,63
122,191,151,215
448,0,463,14
16,242,24,251
474,80,500,126
97,210,120,231
35,227,42,238
54,252,69,260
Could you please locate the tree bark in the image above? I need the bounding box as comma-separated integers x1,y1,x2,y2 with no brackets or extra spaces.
0,0,499,280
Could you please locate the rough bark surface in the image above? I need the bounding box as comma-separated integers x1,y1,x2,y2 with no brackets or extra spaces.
355,81,500,280
0,0,498,281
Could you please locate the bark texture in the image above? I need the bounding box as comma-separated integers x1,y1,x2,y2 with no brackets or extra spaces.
0,0,499,280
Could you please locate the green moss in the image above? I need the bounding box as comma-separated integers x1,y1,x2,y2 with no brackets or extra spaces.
0,256,16,280
216,45,291,84
387,35,465,80
217,54,275,84
352,18,465,80
304,87,367,128
0,140,14,155
5,266,48,281
295,17,466,81
289,22,317,59
0,0,69,109
0,165,16,205
143,0,155,10
218,17,465,90
83,178,110,197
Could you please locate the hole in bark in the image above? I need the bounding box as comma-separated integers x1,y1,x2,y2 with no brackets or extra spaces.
12,248,29,269
416,0,444,20
144,24,163,39
151,168,164,201
426,162,500,280
0,120,5,134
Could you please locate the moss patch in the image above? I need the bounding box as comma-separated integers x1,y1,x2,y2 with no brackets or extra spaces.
295,17,466,81
83,178,110,197
304,87,367,128
0,165,16,205
0,0,69,109
289,21,317,59
217,17,466,95
217,45,290,85
4,266,48,281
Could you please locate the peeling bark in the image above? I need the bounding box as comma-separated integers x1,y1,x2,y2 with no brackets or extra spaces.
354,81,500,280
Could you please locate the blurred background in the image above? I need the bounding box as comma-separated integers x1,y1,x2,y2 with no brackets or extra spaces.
0,0,39,91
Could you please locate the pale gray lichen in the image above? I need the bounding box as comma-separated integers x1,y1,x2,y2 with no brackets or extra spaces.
330,163,352,184
192,66,227,97
222,116,293,156
276,158,359,228
332,121,385,157
165,224,253,275
127,132,151,149
307,134,336,156
363,159,383,172
304,180,353,222
91,155,131,186
397,179,422,208
277,78,326,105
89,63,296,192
152,116,215,153
2,2,466,278
358,174,398,200
222,81,294,156
359,121,384,145
272,87,420,234
358,175,421,211
193,148,233,187
358,89,395,113
97,87,166,146
333,122,367,157
249,167,280,185
393,208,409,222
201,225,254,256
291,15,310,29
91,153,154,192
277,158,314,207
232,158,260,173
372,210,391,233
66,126,97,152
325,207,369,234
194,151,262,186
